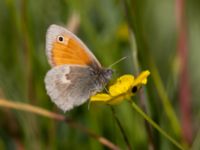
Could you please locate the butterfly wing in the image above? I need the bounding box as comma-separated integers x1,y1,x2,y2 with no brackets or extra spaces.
46,24,101,68
44,65,103,112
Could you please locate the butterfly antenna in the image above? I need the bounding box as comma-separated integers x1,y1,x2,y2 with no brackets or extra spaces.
108,56,128,68
104,86,109,93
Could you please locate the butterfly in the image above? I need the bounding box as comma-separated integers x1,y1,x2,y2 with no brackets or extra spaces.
44,24,113,112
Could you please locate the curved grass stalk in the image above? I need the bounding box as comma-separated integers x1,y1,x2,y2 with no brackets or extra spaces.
0,99,120,150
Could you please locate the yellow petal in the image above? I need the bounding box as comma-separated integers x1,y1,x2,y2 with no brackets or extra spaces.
90,93,112,102
107,92,133,105
109,75,134,96
133,70,150,86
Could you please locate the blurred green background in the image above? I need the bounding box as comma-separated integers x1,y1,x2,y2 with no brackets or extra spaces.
0,0,200,149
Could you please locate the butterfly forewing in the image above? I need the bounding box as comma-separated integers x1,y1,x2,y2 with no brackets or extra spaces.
46,24,101,67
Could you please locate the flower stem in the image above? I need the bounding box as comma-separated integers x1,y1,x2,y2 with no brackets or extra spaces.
130,101,185,150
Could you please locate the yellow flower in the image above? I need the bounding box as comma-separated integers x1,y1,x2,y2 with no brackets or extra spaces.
90,70,150,105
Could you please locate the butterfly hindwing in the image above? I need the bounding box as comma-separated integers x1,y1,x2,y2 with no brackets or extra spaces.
44,65,103,112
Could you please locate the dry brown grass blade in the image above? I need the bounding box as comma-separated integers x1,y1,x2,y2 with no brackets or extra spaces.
0,99,120,150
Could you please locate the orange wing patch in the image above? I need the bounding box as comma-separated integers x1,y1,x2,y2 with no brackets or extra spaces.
51,36,92,66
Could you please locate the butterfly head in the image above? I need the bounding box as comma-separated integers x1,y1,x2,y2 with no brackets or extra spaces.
101,68,114,83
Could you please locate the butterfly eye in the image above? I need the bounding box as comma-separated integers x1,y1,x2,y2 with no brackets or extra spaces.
57,35,64,43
